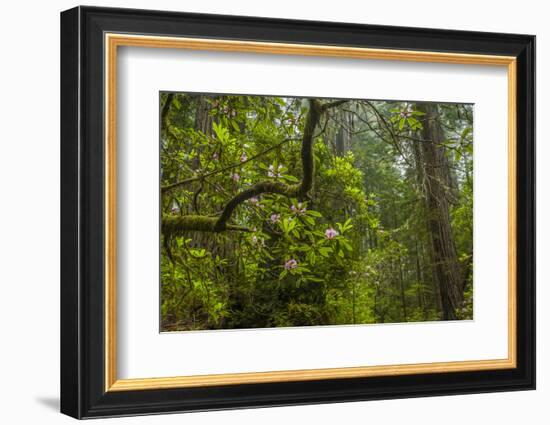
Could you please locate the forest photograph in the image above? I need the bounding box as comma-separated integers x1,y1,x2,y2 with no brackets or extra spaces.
160,92,474,332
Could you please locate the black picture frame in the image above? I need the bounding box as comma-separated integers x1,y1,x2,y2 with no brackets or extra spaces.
61,5,535,419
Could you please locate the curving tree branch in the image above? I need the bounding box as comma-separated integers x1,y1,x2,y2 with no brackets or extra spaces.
162,98,335,234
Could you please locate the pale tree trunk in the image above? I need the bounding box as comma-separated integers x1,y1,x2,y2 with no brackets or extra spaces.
335,108,353,156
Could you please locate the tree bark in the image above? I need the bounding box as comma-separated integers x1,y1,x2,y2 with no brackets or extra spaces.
398,258,408,321
335,109,352,156
194,96,213,135
416,103,463,320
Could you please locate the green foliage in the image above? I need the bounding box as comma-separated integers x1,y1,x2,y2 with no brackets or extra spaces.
390,103,425,131
160,94,473,331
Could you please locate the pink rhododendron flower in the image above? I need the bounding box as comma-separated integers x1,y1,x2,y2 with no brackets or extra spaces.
325,227,339,240
240,152,247,162
230,173,240,182
267,164,283,178
249,197,259,205
270,213,281,223
290,202,306,215
284,259,298,270
286,117,298,126
400,104,413,118
212,152,219,160
170,202,180,214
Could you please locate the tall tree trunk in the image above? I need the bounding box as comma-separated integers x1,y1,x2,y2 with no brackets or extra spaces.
412,141,442,315
416,103,463,320
398,258,408,321
414,241,430,319
194,96,213,135
334,108,353,156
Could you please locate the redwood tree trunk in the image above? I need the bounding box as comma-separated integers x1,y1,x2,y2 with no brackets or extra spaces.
416,103,463,320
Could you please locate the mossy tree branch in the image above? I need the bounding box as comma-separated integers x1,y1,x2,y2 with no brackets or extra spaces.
162,98,336,234
162,215,252,236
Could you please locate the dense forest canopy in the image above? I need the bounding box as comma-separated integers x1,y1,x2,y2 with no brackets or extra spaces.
160,93,473,331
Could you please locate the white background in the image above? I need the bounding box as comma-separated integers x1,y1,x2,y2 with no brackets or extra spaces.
118,47,508,378
0,0,545,424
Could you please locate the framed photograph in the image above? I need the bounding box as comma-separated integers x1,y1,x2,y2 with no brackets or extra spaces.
60,6,535,419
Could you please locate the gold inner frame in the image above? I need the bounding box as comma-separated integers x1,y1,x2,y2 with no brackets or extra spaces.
104,33,517,392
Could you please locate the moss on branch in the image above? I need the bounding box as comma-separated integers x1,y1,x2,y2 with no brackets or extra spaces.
162,215,251,235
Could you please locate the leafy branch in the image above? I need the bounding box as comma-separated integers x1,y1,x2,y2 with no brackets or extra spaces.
162,99,342,234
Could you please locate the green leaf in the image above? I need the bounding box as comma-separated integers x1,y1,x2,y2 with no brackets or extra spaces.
231,120,241,132
304,217,315,226
308,276,324,283
461,127,473,139
212,121,229,142
307,210,322,217
306,251,316,265
341,218,353,232
340,239,353,252
280,219,288,233
399,118,405,130
282,174,300,182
